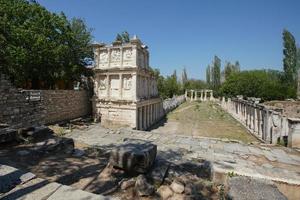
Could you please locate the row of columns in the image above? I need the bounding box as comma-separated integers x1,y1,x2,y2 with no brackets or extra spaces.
137,102,163,130
221,97,289,144
185,90,214,101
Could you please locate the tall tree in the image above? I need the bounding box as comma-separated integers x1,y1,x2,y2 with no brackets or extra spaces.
181,67,188,84
211,55,221,90
224,61,240,80
121,31,130,43
206,65,211,85
297,47,300,98
234,61,241,72
283,29,297,85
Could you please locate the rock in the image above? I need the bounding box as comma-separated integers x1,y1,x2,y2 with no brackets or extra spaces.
150,159,170,186
110,139,157,173
121,178,136,190
135,175,155,196
170,180,185,194
73,149,85,157
157,185,173,200
17,150,30,156
228,176,287,200
171,193,186,200
184,183,195,195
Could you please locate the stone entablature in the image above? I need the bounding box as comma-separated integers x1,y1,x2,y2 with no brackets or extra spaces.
93,36,149,70
92,36,163,130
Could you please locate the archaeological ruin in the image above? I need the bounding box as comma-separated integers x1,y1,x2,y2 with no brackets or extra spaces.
91,36,164,130
185,89,214,101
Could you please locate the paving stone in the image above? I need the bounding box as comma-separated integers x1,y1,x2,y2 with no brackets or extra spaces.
1,178,59,200
228,176,287,200
248,146,264,155
0,165,36,193
47,185,109,200
263,151,277,162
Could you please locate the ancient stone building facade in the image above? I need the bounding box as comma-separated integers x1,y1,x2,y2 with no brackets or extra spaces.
92,36,164,130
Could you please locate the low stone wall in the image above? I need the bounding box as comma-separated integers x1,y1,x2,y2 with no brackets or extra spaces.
221,97,300,148
42,90,91,124
163,95,186,114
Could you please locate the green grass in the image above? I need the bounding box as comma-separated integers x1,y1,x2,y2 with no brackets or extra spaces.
166,101,258,143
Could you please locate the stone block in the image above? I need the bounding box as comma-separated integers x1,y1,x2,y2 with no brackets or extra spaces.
109,139,157,173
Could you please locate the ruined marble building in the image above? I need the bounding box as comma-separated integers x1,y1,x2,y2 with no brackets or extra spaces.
185,89,214,101
92,36,164,130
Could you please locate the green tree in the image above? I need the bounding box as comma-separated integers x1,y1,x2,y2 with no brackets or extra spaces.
0,0,93,88
211,55,221,91
115,31,130,43
121,31,130,43
181,67,188,84
283,29,297,85
224,61,240,80
206,65,211,85
115,34,123,42
220,70,296,101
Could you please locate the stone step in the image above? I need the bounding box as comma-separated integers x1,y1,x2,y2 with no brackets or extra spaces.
0,164,116,200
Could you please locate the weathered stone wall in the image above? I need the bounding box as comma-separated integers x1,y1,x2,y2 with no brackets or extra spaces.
221,97,300,148
0,74,44,129
42,90,91,124
0,75,91,129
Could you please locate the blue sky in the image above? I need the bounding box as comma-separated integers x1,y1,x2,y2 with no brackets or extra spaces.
37,0,300,80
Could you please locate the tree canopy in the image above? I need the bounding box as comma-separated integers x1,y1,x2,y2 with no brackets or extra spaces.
220,70,296,101
0,0,93,89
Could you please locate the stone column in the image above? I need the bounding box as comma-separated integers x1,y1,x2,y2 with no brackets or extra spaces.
200,90,203,101
143,106,147,130
210,91,213,101
119,74,123,99
195,91,198,100
106,74,110,98
204,91,207,101
190,90,193,101
287,118,300,148
139,108,143,130
132,74,137,101
185,90,188,99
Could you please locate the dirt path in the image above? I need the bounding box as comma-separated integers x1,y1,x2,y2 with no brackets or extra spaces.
151,101,258,143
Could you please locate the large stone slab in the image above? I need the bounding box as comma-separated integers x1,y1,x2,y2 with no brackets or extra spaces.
227,176,287,200
0,178,57,200
47,185,109,200
109,139,157,173
0,165,36,193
